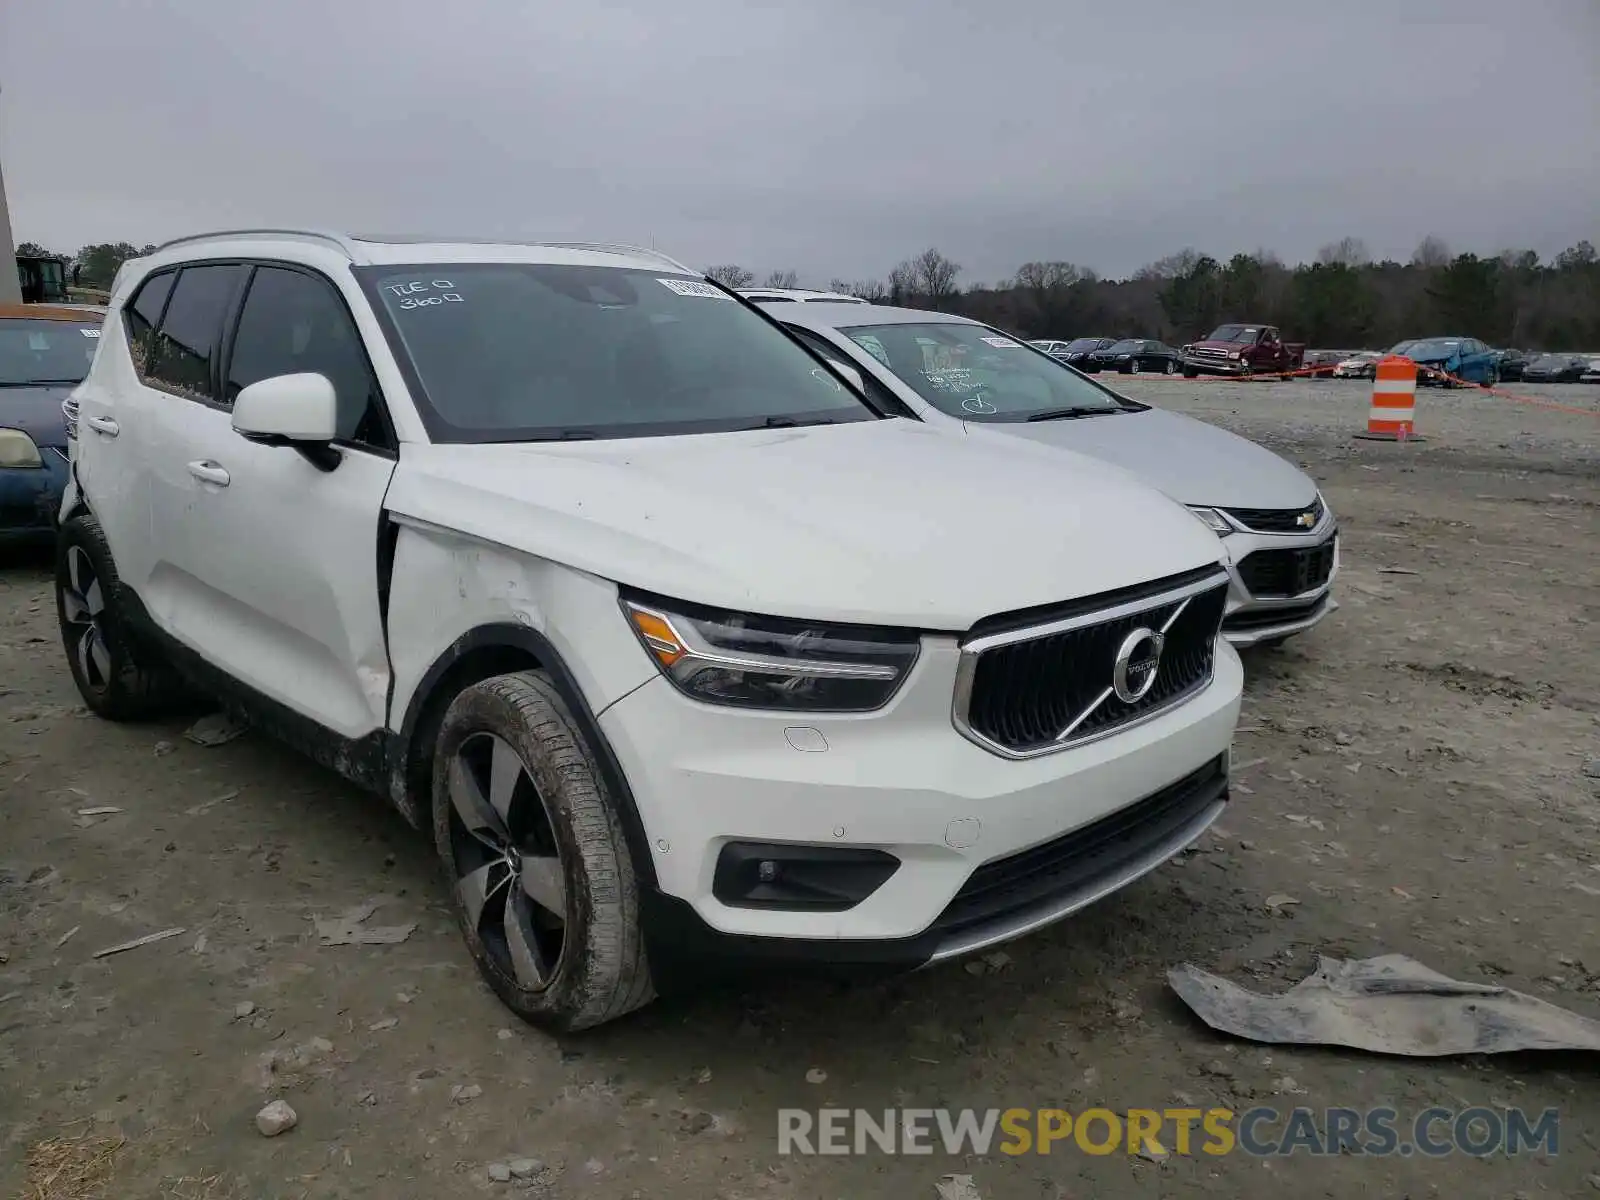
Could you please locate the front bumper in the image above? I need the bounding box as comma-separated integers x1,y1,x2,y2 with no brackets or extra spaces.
1216,514,1340,646
599,634,1242,965
0,449,69,542
1181,355,1249,376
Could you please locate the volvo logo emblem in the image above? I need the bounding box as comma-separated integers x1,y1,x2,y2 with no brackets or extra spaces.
1112,628,1165,703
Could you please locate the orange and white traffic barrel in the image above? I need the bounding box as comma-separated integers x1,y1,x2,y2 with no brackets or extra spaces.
1355,355,1423,442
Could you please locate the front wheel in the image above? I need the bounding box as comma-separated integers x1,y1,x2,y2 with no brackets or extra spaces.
1124,360,1138,374
1182,365,1198,378
1481,368,1497,389
56,514,185,720
433,670,654,1032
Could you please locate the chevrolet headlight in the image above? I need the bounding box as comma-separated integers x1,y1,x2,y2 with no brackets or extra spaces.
1188,506,1234,537
623,597,920,711
0,429,43,469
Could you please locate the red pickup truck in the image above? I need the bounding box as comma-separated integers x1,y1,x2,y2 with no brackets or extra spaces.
1181,323,1306,378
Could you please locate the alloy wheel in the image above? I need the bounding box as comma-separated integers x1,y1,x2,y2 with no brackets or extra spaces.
446,731,568,990
61,546,111,692
1165,359,1176,375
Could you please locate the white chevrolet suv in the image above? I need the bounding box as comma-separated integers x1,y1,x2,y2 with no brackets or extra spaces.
58,230,1242,1031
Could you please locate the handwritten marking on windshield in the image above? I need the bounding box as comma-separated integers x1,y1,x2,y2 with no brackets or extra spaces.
386,279,465,310
961,397,997,414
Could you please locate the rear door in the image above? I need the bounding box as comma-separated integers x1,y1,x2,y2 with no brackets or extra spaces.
146,262,399,738
71,268,180,594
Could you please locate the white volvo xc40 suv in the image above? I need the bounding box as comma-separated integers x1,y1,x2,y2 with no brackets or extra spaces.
57,230,1242,1030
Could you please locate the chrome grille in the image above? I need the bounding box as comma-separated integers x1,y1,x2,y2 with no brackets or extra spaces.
954,570,1230,759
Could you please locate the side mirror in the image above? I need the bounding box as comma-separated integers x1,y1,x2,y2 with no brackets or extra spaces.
233,372,338,443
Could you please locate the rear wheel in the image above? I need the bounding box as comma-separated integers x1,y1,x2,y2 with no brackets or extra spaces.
433,670,653,1032
1164,359,1176,375
56,514,185,721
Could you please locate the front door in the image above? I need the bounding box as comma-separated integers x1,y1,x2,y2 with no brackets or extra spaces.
147,262,398,739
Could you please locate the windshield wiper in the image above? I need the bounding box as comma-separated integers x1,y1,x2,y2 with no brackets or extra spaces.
1,379,83,388
1024,406,1120,422
740,415,841,430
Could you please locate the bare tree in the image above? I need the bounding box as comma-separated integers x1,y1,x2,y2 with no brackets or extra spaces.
1134,249,1201,281
1316,237,1371,267
829,277,889,302
763,269,799,288
888,260,918,305
705,264,754,288
910,248,961,304
1410,236,1451,268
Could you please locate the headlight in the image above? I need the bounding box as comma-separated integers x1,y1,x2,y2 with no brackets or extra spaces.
1227,351,1241,360
1188,506,1234,537
623,597,920,711
0,429,44,469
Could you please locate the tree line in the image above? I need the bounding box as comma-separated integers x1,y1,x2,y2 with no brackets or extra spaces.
24,234,1598,350
710,236,1600,351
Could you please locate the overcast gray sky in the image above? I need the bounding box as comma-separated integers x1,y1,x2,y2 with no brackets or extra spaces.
3,0,1596,284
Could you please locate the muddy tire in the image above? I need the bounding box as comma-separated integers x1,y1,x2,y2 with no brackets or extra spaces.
56,514,186,721
432,670,653,1033
1182,364,1198,378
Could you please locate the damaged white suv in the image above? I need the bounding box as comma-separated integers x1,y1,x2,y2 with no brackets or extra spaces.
58,231,1242,1030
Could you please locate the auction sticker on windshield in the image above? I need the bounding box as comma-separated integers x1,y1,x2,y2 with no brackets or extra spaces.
982,336,1021,348
658,278,731,299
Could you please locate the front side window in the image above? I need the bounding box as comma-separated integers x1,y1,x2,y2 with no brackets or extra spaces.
145,264,247,402
0,319,102,386
838,321,1128,422
227,266,389,446
358,264,873,442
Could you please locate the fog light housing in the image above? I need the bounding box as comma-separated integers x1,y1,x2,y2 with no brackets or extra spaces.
713,843,899,910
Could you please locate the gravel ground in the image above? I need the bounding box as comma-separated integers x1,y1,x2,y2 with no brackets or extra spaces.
3,377,1598,1199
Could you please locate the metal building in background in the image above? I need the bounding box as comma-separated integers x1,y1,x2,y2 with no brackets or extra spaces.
0,151,22,303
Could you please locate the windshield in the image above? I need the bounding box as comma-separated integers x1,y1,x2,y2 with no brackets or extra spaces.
1064,338,1105,351
839,321,1125,421
1408,339,1461,358
0,318,102,386
359,265,873,441
1530,355,1571,368
1207,325,1259,343
1389,340,1417,356
1108,339,1144,353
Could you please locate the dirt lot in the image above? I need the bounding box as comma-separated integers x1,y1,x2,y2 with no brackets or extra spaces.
3,378,1598,1199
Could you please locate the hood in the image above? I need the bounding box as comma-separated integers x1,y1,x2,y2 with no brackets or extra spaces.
1184,339,1249,354
0,384,72,448
987,405,1318,510
385,419,1225,631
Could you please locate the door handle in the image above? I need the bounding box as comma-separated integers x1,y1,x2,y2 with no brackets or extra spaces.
85,416,120,438
187,460,231,487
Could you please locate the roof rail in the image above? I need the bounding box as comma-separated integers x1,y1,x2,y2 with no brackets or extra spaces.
148,228,361,259
348,234,698,275
532,242,699,275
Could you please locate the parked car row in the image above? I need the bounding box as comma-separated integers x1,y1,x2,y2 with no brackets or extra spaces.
1317,343,1600,386
25,232,1350,1034
1029,337,1183,374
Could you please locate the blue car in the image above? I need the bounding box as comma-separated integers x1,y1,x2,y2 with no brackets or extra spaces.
1,304,105,546
1390,336,1500,387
